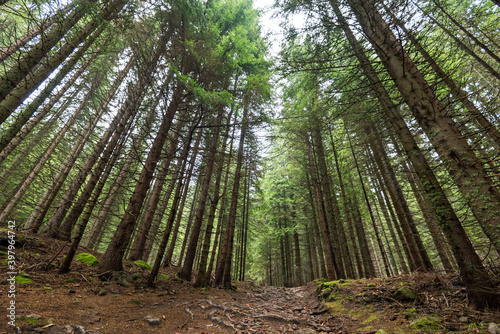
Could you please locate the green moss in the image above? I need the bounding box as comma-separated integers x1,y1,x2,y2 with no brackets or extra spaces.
313,278,328,283
367,283,377,287
410,317,440,330
64,278,77,283
324,300,347,313
43,287,52,290
362,314,379,324
134,260,152,270
124,263,133,268
0,251,8,256
15,273,32,284
400,308,418,320
2,259,9,265
75,253,98,267
22,316,49,327
156,274,169,281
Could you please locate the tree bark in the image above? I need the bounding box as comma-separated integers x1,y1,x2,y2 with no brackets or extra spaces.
0,3,73,62
345,0,500,308
128,107,185,261
214,102,249,288
0,32,106,160
99,81,184,272
0,74,102,223
386,8,500,148
0,3,90,104
82,98,158,248
25,53,136,233
195,110,233,286
180,103,225,280
303,134,339,280
311,121,348,279
0,26,106,137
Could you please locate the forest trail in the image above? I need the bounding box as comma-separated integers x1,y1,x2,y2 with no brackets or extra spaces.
3,231,500,334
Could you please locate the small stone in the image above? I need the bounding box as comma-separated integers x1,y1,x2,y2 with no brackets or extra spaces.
488,323,498,334
301,309,307,314
69,289,76,294
26,314,42,319
97,290,107,296
459,316,468,323
144,315,161,326
48,325,74,334
70,325,86,334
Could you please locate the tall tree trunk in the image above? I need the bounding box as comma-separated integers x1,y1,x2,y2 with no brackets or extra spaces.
311,121,348,279
0,26,106,137
305,174,327,278
328,128,363,278
148,152,191,286
389,134,455,272
369,162,409,275
0,36,106,162
180,103,225,280
293,230,303,285
25,54,136,233
386,8,500,149
0,3,90,104
214,102,249,288
82,100,158,248
42,46,161,237
345,0,500,308
99,81,184,272
195,110,233,286
58,122,130,273
365,124,433,271
303,134,339,280
162,123,203,265
128,107,186,261
206,121,236,279
347,176,375,278
0,74,102,222
348,128,392,277
0,3,73,62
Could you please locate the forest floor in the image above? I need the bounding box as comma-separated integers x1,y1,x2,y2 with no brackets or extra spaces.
1,230,500,334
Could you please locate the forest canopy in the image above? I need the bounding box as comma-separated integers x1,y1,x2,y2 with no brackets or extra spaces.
0,0,499,310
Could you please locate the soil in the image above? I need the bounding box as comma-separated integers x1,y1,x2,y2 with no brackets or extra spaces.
1,231,499,334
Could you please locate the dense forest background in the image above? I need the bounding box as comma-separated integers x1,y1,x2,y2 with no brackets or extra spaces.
1,0,499,310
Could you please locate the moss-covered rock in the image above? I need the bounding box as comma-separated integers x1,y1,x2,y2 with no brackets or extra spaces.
394,287,416,302
316,281,342,302
75,253,98,267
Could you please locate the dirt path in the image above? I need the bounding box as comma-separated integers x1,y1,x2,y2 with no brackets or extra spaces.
180,284,332,333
